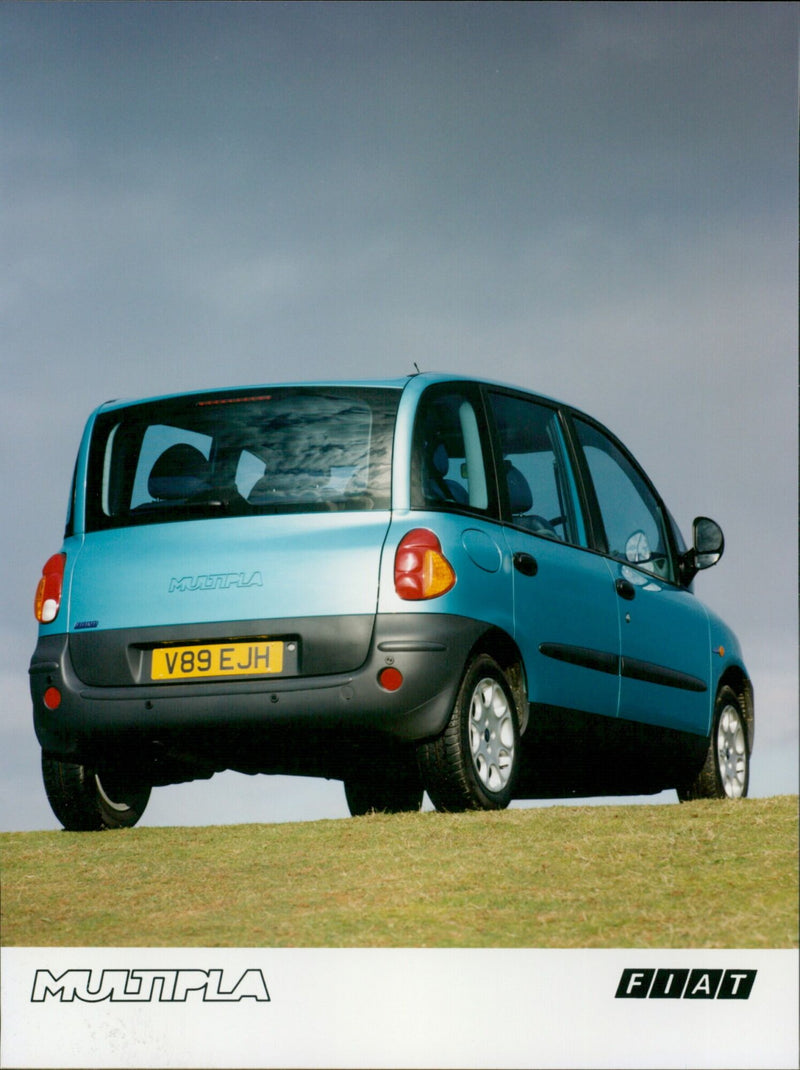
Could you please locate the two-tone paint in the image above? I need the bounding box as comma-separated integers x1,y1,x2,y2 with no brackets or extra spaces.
30,374,752,798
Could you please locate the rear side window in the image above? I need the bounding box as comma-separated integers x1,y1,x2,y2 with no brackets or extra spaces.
410,388,492,514
85,388,400,531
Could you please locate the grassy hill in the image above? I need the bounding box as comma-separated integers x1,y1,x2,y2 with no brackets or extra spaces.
1,795,797,948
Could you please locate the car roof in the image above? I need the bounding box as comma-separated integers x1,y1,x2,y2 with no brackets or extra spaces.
91,372,573,418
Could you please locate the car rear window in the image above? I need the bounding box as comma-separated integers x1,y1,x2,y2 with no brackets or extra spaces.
84,387,400,531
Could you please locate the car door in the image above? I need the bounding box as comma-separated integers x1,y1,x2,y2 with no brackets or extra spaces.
570,416,712,737
485,390,621,721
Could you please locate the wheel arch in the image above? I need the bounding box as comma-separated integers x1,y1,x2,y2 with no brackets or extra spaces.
468,626,529,734
718,666,754,754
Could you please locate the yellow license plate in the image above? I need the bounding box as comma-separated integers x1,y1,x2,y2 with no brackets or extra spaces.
151,640,284,680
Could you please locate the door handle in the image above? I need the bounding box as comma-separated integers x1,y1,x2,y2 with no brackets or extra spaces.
513,552,538,577
615,578,636,601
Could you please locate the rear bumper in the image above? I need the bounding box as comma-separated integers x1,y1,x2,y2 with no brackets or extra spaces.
30,614,487,780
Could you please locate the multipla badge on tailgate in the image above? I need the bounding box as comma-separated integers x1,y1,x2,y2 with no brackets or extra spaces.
151,640,285,681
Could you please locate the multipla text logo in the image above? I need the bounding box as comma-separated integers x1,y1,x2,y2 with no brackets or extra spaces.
31,968,270,1003
615,967,756,1000
169,572,263,593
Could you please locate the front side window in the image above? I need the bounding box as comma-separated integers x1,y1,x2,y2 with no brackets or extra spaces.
85,388,400,531
574,418,675,582
410,388,491,514
488,392,579,544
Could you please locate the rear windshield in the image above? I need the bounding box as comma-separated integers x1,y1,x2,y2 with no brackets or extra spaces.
84,387,400,531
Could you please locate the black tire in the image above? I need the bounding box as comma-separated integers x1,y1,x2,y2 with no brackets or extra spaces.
677,685,750,801
42,754,151,830
418,653,520,812
344,777,424,817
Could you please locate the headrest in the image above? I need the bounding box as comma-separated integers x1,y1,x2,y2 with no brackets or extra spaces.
430,441,449,476
506,465,532,514
148,444,210,500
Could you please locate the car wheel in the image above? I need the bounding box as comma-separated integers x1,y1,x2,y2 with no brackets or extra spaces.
42,754,151,830
344,776,424,817
677,685,749,801
418,653,520,812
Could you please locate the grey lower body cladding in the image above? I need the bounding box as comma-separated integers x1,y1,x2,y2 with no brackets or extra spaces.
31,612,710,796
30,613,487,784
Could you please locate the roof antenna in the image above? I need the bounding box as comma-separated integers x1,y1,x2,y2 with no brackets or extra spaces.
412,362,422,375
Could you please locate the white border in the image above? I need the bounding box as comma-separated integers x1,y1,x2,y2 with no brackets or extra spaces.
2,947,798,1069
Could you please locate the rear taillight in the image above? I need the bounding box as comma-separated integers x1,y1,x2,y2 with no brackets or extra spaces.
394,529,455,600
34,553,66,623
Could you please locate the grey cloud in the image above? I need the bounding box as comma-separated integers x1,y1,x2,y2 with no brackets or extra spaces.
2,1,796,830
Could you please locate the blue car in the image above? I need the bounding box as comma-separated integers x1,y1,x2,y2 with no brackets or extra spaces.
30,374,753,829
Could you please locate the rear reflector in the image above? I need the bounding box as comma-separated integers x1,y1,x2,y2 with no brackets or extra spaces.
394,529,455,600
378,667,404,692
34,553,66,623
43,687,62,710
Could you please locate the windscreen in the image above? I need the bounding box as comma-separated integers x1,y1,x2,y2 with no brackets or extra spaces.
84,387,400,531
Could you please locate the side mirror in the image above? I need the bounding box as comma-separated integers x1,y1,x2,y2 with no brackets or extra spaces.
680,516,725,584
693,516,725,570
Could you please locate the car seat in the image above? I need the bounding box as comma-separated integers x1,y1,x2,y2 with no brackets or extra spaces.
147,444,211,501
506,463,559,538
424,441,469,504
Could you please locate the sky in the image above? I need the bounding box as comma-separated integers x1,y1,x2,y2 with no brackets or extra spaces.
1,1,797,833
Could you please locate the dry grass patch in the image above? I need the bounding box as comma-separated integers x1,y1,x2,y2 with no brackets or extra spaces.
2,795,796,948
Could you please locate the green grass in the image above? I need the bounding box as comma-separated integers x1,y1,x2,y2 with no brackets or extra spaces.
1,795,796,948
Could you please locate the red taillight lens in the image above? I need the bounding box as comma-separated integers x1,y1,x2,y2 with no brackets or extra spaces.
394,529,456,600
34,553,66,623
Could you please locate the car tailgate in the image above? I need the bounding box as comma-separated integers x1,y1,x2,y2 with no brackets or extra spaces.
64,512,391,682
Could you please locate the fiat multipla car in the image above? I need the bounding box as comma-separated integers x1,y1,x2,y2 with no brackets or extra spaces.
31,373,753,829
